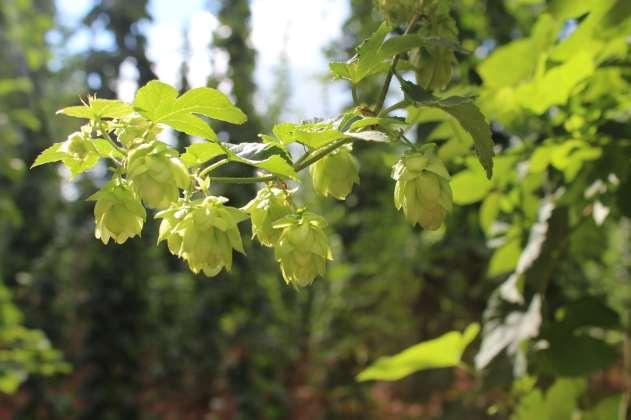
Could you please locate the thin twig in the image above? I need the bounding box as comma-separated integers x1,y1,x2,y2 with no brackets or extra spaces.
199,158,229,178
373,13,421,114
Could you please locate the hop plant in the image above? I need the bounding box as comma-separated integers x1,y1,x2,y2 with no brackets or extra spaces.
156,196,248,277
411,2,458,90
115,116,163,148
375,0,422,25
87,178,146,245
127,141,190,209
273,211,333,287
309,144,359,200
243,186,293,247
392,145,453,230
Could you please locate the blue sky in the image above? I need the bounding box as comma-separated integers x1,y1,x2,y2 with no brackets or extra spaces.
56,0,350,121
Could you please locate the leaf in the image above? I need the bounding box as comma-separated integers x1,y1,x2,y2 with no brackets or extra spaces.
134,80,246,140
92,139,124,159
180,142,226,167
31,143,67,168
343,130,390,142
439,102,494,179
488,238,521,278
273,121,344,148
348,116,406,131
329,22,391,84
380,34,421,57
57,98,133,120
225,143,298,180
357,323,479,382
402,80,494,178
515,51,595,114
450,170,492,204
581,394,624,420
180,142,298,180
480,192,501,235
511,378,586,420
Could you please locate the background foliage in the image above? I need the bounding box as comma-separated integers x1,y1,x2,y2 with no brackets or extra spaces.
0,0,629,419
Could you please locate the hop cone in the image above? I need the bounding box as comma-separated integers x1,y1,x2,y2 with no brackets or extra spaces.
116,117,163,148
375,0,422,25
156,196,248,277
243,186,293,247
127,141,190,209
87,178,146,244
309,144,359,200
411,3,458,90
273,212,333,287
392,146,452,230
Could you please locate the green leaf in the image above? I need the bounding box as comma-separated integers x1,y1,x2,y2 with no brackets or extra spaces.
329,22,391,84
57,98,133,120
512,378,586,420
357,323,479,382
439,102,494,179
581,394,623,420
450,170,492,204
134,80,246,140
480,192,501,235
273,121,344,149
92,139,124,159
515,51,595,114
180,142,226,167
181,141,298,180
402,81,494,178
348,116,406,131
31,143,67,168
225,143,298,180
488,238,522,277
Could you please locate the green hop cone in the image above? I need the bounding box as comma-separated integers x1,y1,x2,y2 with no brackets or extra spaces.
309,144,359,200
375,0,422,25
410,3,458,90
273,211,333,287
127,141,190,209
156,196,248,277
392,145,453,230
243,186,293,247
87,178,146,245
116,116,163,148
58,129,100,176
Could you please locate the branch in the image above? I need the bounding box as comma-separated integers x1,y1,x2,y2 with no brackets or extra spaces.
207,137,354,184
199,158,229,178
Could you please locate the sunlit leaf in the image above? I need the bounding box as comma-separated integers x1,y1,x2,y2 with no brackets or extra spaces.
357,323,479,381
134,80,246,140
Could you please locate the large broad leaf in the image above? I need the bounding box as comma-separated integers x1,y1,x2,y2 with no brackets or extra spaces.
357,323,479,381
402,81,494,178
134,81,246,140
57,98,133,120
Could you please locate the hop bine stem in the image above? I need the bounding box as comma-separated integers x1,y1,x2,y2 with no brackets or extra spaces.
373,13,421,114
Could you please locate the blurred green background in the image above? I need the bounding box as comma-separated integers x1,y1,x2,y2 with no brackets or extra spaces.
1,0,630,419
